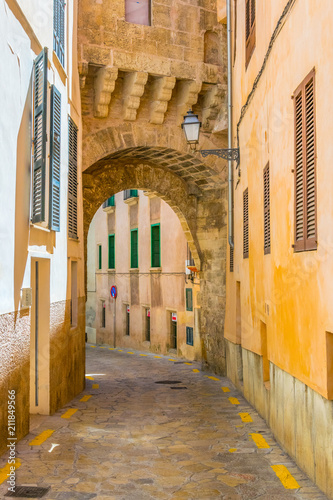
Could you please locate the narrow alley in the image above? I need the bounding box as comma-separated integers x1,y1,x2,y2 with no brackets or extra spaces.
0,346,327,500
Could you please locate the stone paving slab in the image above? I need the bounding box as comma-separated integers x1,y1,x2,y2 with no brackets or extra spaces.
0,344,328,499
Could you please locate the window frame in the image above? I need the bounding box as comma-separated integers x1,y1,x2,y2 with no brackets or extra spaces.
130,228,139,269
245,0,256,68
186,288,193,311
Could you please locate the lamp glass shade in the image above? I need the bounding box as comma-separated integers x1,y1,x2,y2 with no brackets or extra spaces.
182,110,201,144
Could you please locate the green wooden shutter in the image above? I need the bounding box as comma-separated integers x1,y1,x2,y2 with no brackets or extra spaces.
151,224,160,267
49,85,61,231
32,48,48,224
53,0,65,66
68,117,78,239
131,229,138,268
186,288,193,311
98,245,102,269
108,234,115,269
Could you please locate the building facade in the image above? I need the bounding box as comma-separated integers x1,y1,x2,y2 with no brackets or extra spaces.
0,0,85,454
86,190,201,360
219,1,333,496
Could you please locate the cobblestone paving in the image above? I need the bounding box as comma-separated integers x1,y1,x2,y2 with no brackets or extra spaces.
0,345,328,499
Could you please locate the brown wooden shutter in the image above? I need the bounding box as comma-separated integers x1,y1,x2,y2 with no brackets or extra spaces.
263,163,270,254
245,0,255,67
243,188,249,258
293,69,317,252
68,117,78,239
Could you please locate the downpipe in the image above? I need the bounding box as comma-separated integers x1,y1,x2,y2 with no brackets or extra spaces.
227,0,234,249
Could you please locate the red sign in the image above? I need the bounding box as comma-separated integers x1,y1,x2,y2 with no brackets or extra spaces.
110,286,117,299
127,306,130,313
172,313,177,322
147,309,151,318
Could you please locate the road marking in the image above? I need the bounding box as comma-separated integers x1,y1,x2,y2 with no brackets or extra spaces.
206,376,220,381
127,352,134,354
192,369,200,373
229,449,237,453
185,362,192,365
100,346,106,348
0,460,21,484
154,356,162,358
140,354,148,356
85,376,94,380
239,412,253,422
168,358,176,361
228,397,240,405
80,395,92,402
118,350,123,352
61,409,78,419
249,433,270,449
92,384,99,389
29,430,54,446
90,345,97,348
271,465,300,489
221,386,230,392
109,348,115,350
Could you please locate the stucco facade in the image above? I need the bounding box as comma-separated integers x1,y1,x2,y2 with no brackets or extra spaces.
0,0,85,454
86,191,201,359
219,1,333,496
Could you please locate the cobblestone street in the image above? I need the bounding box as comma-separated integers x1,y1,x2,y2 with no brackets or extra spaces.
0,345,327,499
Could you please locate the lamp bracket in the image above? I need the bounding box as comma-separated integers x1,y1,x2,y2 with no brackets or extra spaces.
200,148,240,162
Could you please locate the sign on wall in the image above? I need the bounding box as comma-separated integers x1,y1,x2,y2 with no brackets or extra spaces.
147,309,151,317
172,312,177,322
110,285,117,299
127,305,130,313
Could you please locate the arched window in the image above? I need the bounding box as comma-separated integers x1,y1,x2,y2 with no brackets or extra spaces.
125,0,151,26
204,31,220,65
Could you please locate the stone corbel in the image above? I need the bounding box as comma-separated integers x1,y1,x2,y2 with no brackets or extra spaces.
177,80,202,125
78,61,88,89
123,71,148,121
149,76,176,125
94,66,118,118
201,84,226,131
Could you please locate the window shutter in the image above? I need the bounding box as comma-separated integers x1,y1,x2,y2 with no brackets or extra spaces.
245,0,255,67
186,288,193,311
108,235,115,269
53,0,65,66
98,245,102,270
131,229,138,268
32,48,48,224
230,245,234,272
151,224,160,267
243,188,249,258
263,163,270,254
49,85,61,231
186,326,194,346
294,70,317,252
68,117,78,239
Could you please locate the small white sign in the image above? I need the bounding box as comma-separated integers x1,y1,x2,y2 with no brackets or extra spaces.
21,288,32,308
171,313,177,322
127,306,130,313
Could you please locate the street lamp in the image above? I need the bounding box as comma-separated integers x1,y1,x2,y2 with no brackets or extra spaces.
181,110,239,163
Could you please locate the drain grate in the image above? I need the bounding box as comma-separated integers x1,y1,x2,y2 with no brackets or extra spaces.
5,486,50,498
155,380,182,384
170,387,187,390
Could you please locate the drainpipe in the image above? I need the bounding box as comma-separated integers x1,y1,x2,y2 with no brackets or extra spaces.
227,0,234,249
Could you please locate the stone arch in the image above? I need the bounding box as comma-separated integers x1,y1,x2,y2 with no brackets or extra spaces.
204,31,221,65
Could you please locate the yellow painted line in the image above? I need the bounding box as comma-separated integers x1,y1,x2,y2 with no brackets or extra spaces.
250,433,270,449
222,386,230,392
228,397,240,405
154,356,162,358
109,348,115,350
92,384,99,389
206,376,220,381
236,424,244,428
239,412,253,423
127,352,134,354
140,354,148,357
118,350,123,352
192,369,200,373
271,465,300,489
29,429,55,446
80,395,92,402
61,409,78,419
229,449,237,453
168,358,176,361
185,362,192,365
90,345,97,348
0,460,21,484
85,376,94,380
100,346,106,348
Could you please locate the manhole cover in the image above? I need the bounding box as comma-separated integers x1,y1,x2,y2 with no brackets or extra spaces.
5,486,50,498
155,380,182,384
170,387,187,390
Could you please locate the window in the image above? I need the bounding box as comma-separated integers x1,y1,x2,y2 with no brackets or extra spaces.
131,229,138,269
170,313,177,349
245,0,255,67
101,301,106,328
145,308,151,342
103,196,115,208
263,164,271,254
98,245,102,270
125,0,151,26
108,235,115,269
124,189,138,200
32,49,48,225
53,0,65,66
186,288,193,311
243,188,249,258
125,305,130,336
230,245,234,272
68,117,78,239
151,224,161,267
293,70,317,252
186,326,194,346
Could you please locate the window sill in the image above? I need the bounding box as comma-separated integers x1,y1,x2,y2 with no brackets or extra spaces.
52,50,67,86
130,268,139,273
124,197,138,206
103,206,115,214
150,267,162,273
